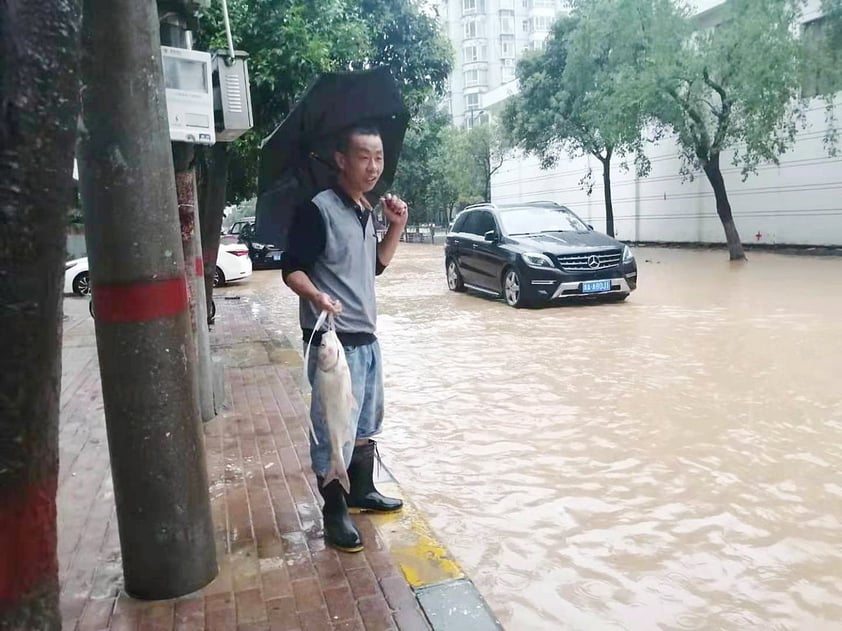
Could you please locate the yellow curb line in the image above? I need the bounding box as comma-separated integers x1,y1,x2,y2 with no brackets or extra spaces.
366,481,464,589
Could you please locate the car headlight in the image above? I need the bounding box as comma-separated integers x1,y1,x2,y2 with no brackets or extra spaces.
623,245,634,262
521,252,554,268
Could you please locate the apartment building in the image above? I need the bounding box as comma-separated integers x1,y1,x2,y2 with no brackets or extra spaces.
432,0,568,128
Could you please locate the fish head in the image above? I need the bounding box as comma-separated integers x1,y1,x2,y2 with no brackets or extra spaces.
317,330,341,371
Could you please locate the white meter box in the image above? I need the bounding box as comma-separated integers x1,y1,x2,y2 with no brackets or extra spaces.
161,46,215,145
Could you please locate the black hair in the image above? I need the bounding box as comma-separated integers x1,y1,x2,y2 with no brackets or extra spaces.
336,124,381,155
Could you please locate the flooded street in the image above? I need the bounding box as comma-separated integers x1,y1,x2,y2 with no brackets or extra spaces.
245,244,842,630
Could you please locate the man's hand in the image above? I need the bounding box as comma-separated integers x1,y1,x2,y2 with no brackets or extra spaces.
380,193,408,228
314,292,342,316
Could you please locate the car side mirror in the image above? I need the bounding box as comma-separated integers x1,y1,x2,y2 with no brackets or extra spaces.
587,224,594,231
484,230,499,242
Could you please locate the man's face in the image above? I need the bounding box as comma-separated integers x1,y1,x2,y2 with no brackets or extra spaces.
335,133,384,194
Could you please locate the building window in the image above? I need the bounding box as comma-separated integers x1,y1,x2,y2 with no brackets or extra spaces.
464,18,486,39
501,37,516,58
462,0,486,14
464,68,488,87
522,19,530,34
500,15,515,35
465,93,481,109
531,15,552,32
502,66,516,82
802,17,842,98
533,0,555,8
463,43,487,63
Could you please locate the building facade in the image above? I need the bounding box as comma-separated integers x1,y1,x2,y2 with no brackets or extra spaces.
446,0,842,246
433,0,568,128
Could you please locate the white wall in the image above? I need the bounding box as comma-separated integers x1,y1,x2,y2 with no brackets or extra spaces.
492,100,842,246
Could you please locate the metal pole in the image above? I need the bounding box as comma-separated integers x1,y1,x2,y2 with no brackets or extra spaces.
220,0,236,61
162,12,215,422
77,0,216,599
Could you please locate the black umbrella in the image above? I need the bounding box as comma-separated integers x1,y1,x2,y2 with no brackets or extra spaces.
254,66,410,249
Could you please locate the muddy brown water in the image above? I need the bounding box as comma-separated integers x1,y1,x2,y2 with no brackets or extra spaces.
244,244,842,630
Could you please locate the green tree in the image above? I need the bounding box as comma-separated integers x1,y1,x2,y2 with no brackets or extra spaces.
502,11,651,237
629,0,817,260
196,0,371,203
352,0,453,113
393,105,459,225
458,122,509,204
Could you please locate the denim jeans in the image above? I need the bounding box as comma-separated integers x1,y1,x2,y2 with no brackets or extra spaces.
305,340,384,477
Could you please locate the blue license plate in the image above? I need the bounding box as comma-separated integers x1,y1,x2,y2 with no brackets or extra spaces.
582,280,612,293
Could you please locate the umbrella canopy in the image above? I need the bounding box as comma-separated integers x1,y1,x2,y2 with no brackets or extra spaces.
254,66,409,248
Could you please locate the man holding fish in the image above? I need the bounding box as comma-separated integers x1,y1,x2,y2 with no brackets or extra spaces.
281,125,408,553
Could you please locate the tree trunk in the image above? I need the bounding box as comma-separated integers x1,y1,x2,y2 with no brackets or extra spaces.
0,2,81,628
197,144,229,324
485,154,492,202
598,150,615,238
702,153,746,261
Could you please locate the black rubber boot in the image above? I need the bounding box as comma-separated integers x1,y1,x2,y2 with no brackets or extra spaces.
346,440,404,513
317,476,363,553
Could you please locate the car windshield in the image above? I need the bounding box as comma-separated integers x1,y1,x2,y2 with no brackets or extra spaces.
500,206,588,235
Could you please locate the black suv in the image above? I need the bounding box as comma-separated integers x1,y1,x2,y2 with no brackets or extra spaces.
445,202,637,307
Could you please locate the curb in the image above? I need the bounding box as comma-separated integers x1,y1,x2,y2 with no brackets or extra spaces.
367,471,503,631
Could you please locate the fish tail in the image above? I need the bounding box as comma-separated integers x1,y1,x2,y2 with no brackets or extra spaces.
323,455,350,494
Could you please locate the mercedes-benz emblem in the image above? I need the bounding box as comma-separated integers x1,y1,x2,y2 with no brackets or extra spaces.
587,255,600,269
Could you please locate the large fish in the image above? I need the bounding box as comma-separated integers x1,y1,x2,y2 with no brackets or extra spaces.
316,327,356,493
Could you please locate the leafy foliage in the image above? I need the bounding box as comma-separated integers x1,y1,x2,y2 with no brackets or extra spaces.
195,0,452,204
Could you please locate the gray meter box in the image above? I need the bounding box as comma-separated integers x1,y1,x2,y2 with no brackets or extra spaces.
212,51,254,142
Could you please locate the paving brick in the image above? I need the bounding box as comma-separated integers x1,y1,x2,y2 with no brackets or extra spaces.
332,618,366,631
266,597,299,631
345,567,380,601
173,598,204,631
297,607,333,631
236,588,268,625
391,606,431,631
323,586,357,623
356,596,396,631
291,577,326,613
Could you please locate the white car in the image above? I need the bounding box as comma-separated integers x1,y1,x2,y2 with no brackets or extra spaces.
64,242,253,296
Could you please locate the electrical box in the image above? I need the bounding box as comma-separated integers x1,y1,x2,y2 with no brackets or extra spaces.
161,45,216,145
212,51,254,142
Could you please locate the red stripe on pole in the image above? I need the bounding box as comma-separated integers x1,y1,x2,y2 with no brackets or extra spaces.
194,256,204,277
94,277,188,323
0,476,58,603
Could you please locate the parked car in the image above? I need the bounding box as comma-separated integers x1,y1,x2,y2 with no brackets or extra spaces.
64,242,253,296
221,217,283,268
444,202,637,307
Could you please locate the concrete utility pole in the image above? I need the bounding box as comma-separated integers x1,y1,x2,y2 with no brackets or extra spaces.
161,6,216,422
77,0,216,599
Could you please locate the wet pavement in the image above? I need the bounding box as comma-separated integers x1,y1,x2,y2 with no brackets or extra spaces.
237,244,842,630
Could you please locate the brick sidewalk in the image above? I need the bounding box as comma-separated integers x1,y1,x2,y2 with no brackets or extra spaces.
58,295,430,631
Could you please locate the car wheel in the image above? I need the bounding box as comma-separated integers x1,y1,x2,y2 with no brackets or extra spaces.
214,266,225,287
72,271,91,296
503,267,526,308
446,259,465,292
